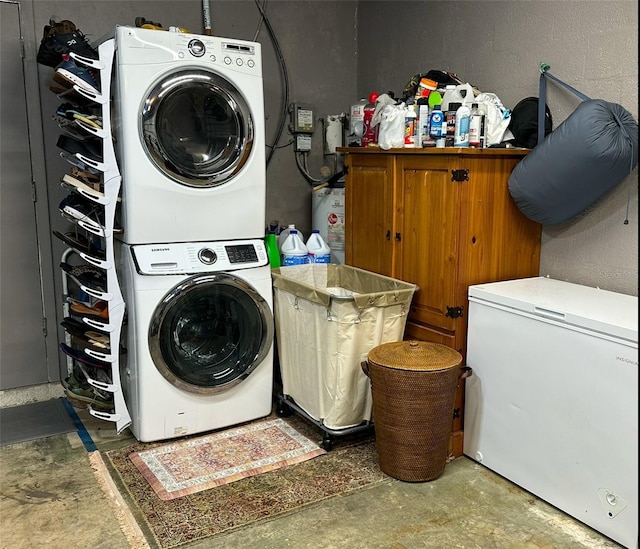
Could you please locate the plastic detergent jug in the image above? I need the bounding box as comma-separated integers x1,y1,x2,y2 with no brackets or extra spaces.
281,230,308,266
265,233,281,268
277,224,305,252
306,229,331,263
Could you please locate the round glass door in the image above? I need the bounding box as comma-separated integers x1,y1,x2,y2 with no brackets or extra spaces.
141,69,254,188
148,273,273,394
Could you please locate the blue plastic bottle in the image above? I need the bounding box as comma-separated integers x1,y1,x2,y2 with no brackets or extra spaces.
429,105,446,148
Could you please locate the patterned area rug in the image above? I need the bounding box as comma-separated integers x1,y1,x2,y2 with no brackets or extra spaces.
103,414,385,548
129,418,326,501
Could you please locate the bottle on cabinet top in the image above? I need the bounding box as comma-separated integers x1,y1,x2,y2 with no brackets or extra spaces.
454,103,471,148
469,102,485,148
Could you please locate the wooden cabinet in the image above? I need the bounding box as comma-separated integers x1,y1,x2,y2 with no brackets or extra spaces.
340,147,542,457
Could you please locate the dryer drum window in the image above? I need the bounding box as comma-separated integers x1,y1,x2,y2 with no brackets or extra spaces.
141,69,254,188
148,274,272,394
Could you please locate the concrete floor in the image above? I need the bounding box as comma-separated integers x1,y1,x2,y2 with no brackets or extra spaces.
0,402,626,549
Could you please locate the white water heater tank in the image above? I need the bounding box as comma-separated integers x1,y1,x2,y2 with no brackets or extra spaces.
311,184,345,264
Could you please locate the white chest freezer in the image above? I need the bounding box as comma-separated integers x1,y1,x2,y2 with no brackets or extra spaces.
463,277,638,549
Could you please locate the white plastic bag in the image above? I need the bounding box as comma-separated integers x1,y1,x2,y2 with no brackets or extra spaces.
475,92,514,146
377,103,405,150
371,93,396,128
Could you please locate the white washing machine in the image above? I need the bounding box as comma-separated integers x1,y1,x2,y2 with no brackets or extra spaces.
113,26,266,244
118,238,274,442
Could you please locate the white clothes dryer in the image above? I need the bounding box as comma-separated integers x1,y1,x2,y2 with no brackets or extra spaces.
118,238,274,442
113,26,266,244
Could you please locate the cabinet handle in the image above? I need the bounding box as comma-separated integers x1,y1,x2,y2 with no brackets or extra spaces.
386,230,391,240
395,232,401,241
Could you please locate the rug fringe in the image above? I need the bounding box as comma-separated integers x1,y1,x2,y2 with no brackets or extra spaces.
88,450,150,549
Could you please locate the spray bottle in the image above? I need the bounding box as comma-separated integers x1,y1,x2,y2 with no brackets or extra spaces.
361,92,379,147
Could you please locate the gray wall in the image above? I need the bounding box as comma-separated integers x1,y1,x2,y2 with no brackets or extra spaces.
357,0,638,296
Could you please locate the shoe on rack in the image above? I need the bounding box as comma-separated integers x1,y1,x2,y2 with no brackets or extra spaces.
60,261,106,291
60,343,109,368
37,19,98,68
70,166,101,186
59,193,105,225
52,229,105,260
61,317,110,345
63,375,113,412
61,173,104,199
70,334,109,353
60,341,109,367
69,300,109,321
61,170,123,210
52,54,101,96
57,134,103,162
53,103,102,130
59,194,124,234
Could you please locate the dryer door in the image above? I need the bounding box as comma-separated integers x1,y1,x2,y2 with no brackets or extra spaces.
148,273,272,394
141,69,253,188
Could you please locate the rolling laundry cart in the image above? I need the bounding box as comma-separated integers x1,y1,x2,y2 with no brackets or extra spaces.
272,264,417,450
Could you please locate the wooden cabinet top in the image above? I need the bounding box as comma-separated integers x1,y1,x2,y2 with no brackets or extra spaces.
337,147,529,158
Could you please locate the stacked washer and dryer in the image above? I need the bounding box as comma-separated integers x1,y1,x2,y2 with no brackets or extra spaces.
112,26,273,442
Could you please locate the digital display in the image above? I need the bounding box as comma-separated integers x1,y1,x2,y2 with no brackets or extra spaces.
225,244,258,263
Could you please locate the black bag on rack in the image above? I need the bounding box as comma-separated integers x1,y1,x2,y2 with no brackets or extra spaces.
508,67,638,225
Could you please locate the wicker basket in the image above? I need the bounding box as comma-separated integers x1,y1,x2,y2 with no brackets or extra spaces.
363,341,468,482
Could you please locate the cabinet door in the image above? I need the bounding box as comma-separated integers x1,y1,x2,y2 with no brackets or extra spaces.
396,155,459,333
344,154,396,277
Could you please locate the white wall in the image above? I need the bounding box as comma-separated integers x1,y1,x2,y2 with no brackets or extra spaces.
357,0,638,296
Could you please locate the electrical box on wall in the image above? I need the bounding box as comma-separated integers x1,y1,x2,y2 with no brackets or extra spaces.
295,134,312,152
290,102,315,134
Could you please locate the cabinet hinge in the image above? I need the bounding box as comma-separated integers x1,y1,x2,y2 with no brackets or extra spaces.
446,306,464,319
451,169,469,182
453,407,461,419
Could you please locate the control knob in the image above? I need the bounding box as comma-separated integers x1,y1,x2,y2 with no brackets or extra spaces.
198,248,217,265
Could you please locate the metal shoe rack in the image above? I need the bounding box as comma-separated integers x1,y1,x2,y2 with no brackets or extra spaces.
54,38,131,434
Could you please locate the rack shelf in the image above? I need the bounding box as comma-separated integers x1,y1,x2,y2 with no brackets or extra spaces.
54,38,131,434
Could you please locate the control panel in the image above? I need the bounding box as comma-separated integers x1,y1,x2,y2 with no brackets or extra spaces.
117,27,261,77
132,239,268,275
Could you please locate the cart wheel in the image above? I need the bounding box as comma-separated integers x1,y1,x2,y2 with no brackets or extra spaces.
322,434,333,451
276,399,292,417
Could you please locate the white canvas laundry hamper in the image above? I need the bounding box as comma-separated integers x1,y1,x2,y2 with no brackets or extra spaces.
272,264,416,449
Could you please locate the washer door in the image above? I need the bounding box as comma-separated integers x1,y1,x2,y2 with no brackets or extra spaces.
148,273,272,394
141,69,254,188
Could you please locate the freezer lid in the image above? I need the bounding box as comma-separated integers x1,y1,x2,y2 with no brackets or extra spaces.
468,277,638,343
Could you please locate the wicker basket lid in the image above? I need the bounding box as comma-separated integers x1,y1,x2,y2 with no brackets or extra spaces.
368,341,462,372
